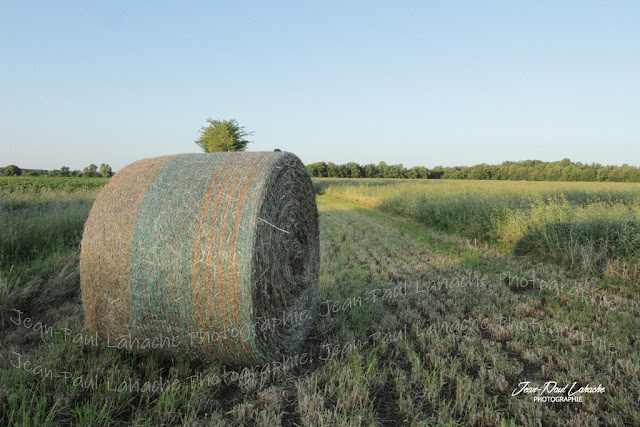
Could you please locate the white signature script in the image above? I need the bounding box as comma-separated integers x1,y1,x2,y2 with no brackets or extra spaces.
512,381,605,397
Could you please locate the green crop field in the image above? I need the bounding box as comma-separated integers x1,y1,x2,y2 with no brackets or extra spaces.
0,177,109,193
1,178,639,425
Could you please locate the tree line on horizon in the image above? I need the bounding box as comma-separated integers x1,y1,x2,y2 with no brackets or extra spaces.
0,164,113,178
189,119,640,183
306,158,640,182
4,118,638,183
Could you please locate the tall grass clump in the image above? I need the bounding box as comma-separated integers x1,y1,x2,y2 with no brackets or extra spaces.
0,253,80,315
500,197,640,275
401,193,520,241
0,189,98,313
318,178,640,277
0,189,97,272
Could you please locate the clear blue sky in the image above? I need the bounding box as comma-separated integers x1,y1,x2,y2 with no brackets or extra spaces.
1,1,639,171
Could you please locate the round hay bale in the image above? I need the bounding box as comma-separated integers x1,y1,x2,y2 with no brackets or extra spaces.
80,152,319,365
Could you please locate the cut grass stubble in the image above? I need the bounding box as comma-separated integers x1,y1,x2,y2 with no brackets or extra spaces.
2,179,639,425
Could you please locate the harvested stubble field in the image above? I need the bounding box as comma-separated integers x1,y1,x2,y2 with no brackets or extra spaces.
1,177,639,425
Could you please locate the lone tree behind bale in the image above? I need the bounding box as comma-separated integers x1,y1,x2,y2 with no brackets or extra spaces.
195,118,253,152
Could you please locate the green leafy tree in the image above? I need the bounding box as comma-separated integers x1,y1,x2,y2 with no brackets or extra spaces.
363,163,378,178
99,163,113,178
386,164,406,178
428,166,444,179
306,162,327,177
468,164,494,180
1,165,22,176
345,162,363,178
407,166,429,179
303,159,640,183
60,166,70,177
377,161,388,177
195,118,253,152
82,164,99,177
326,162,340,178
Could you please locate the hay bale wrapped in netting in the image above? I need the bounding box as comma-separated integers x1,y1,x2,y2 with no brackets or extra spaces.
80,152,319,365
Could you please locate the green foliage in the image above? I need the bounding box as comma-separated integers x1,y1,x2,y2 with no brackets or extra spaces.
0,190,97,273
1,165,22,176
82,164,99,178
49,167,84,178
306,159,640,182
195,118,253,152
99,163,113,178
306,162,327,177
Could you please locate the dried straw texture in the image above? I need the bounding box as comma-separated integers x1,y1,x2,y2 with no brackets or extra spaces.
80,152,319,365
